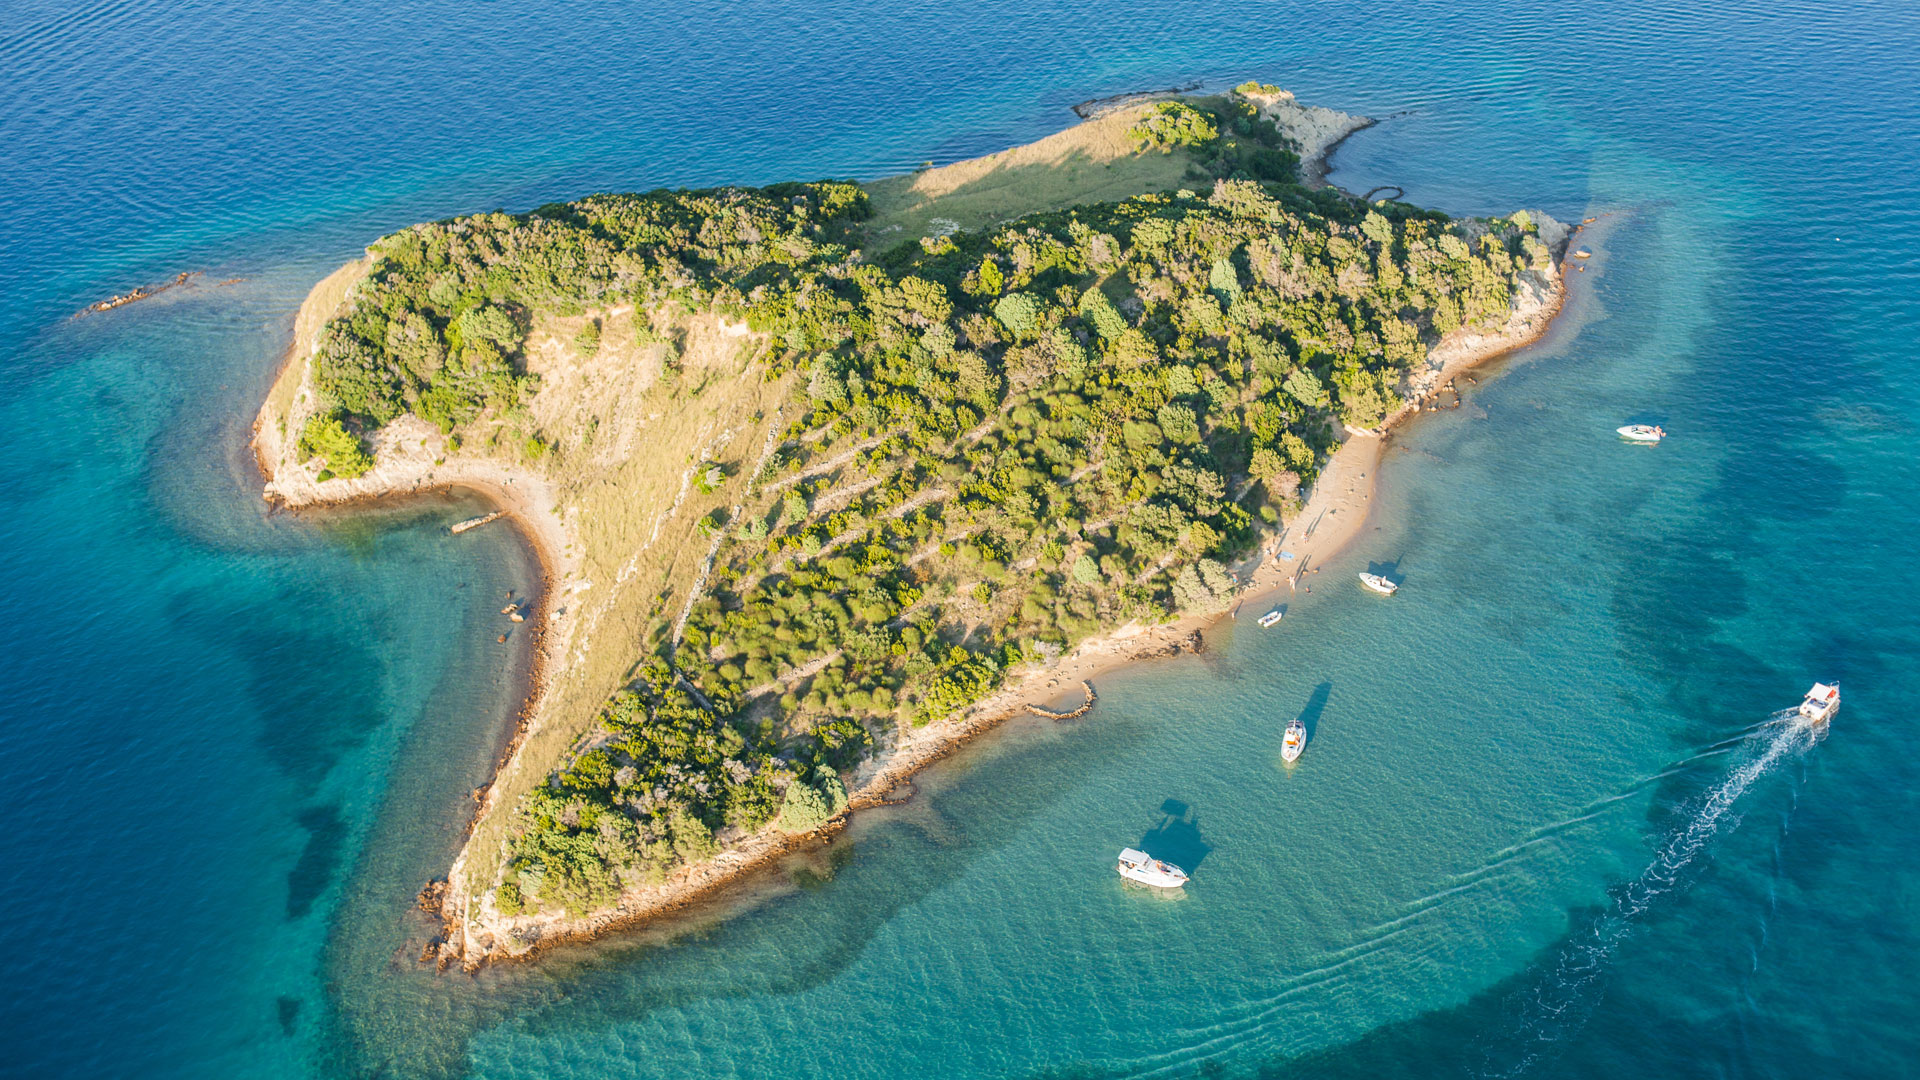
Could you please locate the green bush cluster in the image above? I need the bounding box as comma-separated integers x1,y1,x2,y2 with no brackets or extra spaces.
1128,102,1220,152
311,181,869,429
499,660,853,915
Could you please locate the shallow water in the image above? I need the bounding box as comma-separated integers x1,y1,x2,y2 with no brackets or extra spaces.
4,1,1917,1076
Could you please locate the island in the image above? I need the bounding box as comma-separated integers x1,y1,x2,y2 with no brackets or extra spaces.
252,85,1569,965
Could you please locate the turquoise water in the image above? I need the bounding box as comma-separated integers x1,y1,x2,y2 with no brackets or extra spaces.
5,1,1917,1076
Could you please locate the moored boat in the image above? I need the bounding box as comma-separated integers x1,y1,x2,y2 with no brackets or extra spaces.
1257,608,1284,628
1117,848,1189,888
1617,424,1665,443
1795,681,1839,725
1281,717,1306,763
1358,573,1398,595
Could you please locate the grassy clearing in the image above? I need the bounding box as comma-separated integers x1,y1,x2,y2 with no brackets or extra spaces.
859,104,1199,248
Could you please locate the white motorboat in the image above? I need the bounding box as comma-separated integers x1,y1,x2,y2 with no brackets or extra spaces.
1795,682,1839,725
1358,573,1398,595
1617,424,1666,443
1257,608,1284,628
1281,717,1306,763
1117,848,1189,888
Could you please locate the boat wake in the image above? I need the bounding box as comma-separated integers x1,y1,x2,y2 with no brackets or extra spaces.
1477,711,1817,1077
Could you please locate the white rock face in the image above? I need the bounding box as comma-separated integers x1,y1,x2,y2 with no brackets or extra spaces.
1239,88,1374,186
1531,210,1571,250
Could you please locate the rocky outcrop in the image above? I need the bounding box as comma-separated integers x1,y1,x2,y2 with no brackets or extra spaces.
1238,88,1376,187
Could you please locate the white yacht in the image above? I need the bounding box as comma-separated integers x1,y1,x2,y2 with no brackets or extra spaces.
1796,682,1840,725
1281,717,1306,763
1257,608,1284,628
1358,573,1398,595
1617,424,1666,443
1117,848,1189,888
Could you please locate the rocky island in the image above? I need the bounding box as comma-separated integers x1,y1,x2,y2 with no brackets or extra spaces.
253,85,1568,965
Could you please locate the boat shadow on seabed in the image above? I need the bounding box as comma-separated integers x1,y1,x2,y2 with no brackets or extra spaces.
1139,799,1213,876
1295,680,1333,744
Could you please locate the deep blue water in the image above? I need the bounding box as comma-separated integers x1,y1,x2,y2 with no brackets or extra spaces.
4,1,1918,1077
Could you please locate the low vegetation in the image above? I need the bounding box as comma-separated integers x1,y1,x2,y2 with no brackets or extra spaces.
303,92,1553,919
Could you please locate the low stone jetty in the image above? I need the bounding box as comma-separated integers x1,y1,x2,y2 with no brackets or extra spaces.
450,510,506,534
1026,681,1098,721
78,271,198,315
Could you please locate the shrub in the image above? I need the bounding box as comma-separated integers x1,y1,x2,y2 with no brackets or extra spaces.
573,320,601,356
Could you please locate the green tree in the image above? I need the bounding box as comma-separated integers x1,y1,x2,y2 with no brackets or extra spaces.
774,779,833,832
451,304,521,354
1283,369,1329,410
1078,288,1127,340
993,293,1043,339
1157,402,1201,444
297,413,373,479
1336,367,1399,429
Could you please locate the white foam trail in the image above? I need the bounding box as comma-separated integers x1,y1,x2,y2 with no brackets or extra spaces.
1482,712,1815,1077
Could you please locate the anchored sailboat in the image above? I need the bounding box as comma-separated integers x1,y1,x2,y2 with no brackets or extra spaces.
1281,717,1306,763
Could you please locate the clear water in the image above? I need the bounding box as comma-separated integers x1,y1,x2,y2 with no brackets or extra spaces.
4,1,1917,1076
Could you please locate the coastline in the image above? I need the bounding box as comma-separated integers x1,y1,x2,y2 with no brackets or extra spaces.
250,94,1578,966
250,257,587,871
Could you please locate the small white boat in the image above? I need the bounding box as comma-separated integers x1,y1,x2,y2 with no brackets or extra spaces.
1358,573,1398,596
1617,424,1666,443
1795,682,1839,725
1257,609,1284,628
1117,848,1189,888
1281,717,1306,763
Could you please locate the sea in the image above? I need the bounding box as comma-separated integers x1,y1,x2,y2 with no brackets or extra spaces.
3,1,1917,1076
